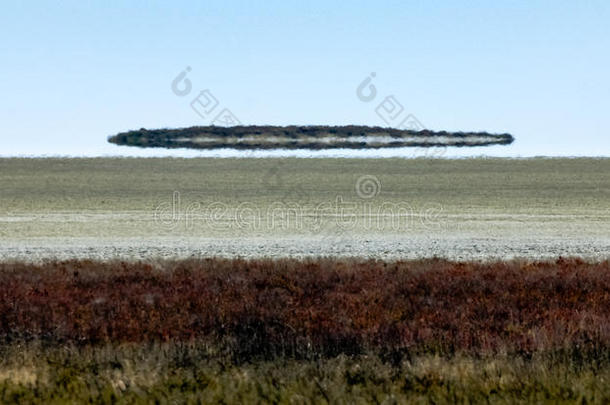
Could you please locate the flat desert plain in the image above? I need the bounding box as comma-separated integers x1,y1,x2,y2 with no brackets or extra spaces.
0,157,608,261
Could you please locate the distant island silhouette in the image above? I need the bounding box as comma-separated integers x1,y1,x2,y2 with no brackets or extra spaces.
108,125,514,150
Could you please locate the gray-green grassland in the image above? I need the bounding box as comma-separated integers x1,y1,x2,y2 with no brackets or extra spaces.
0,157,608,260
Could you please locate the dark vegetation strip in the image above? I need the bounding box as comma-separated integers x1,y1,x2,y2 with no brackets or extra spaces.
1,258,608,360
108,125,514,150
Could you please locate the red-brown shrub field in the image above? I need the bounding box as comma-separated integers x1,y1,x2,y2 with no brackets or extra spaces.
1,257,609,360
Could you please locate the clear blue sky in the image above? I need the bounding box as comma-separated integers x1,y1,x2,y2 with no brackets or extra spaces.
1,1,609,157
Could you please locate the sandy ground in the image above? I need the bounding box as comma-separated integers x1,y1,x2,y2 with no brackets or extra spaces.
1,158,608,262
2,236,609,262
2,209,608,262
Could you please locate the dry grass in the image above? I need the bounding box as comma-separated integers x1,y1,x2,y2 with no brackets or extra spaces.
0,344,609,404
1,257,609,359
2,257,610,402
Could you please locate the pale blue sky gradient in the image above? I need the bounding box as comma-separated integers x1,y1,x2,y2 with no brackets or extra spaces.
1,1,609,157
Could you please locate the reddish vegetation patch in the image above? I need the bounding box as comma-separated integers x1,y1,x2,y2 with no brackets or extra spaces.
1,258,609,358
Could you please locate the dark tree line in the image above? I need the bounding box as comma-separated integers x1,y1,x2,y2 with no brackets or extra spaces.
108,125,514,150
